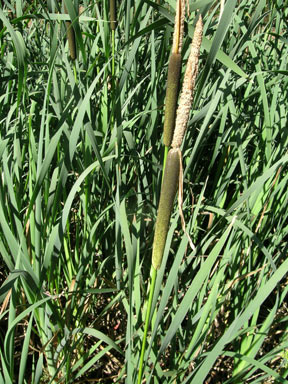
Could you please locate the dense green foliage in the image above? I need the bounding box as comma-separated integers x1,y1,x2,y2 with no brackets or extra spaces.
0,0,288,383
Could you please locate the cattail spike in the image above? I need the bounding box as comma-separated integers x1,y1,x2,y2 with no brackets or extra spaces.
64,1,77,60
163,53,182,147
110,0,117,30
163,0,185,147
152,149,180,270
172,15,203,149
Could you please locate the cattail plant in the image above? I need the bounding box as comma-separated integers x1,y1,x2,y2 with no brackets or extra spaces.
153,16,202,270
137,11,203,384
64,1,76,60
109,0,117,30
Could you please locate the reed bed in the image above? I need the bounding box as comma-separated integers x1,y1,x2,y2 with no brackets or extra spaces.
0,1,288,383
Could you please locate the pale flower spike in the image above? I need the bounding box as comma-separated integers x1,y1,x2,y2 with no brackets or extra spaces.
172,15,203,148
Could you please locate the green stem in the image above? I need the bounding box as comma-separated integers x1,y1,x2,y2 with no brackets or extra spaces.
138,138,170,382
137,266,157,384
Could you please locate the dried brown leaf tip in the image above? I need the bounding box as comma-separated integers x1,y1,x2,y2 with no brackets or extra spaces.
172,15,203,149
172,0,185,54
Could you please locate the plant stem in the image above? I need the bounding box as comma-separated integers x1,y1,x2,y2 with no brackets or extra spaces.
137,133,170,383
137,266,157,384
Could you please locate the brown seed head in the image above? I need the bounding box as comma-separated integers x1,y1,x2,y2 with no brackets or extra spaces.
172,15,203,148
64,2,77,60
110,0,117,30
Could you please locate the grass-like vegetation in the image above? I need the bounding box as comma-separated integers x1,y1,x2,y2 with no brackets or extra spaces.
0,0,288,383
